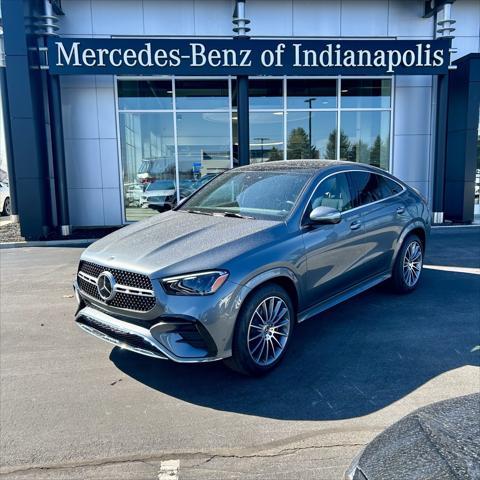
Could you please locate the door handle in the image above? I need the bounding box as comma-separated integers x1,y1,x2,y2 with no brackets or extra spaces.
396,206,406,215
350,220,362,230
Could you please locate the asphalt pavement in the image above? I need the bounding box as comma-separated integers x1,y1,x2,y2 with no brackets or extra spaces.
0,227,479,480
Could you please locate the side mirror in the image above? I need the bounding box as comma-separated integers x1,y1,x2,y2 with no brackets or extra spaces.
309,206,342,224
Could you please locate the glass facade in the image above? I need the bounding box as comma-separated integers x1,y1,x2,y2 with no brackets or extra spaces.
118,77,392,222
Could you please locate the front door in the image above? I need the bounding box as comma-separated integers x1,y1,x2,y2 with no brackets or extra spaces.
302,172,366,308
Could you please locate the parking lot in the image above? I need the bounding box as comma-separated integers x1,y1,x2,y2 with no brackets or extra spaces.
0,227,479,480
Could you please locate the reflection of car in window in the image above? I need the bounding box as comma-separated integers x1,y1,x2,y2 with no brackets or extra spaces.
0,181,11,216
140,175,220,212
141,180,176,211
124,183,144,207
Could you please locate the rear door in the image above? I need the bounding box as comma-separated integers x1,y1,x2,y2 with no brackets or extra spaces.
348,171,408,276
301,172,366,307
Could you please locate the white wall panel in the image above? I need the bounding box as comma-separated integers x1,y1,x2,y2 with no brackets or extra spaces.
452,36,480,59
58,0,93,35
394,86,432,136
248,0,293,36
293,0,341,36
340,0,388,37
395,75,432,88
68,188,105,226
92,0,144,35
388,0,433,37
393,134,430,183
99,139,120,189
195,0,233,36
61,75,96,89
96,88,116,139
453,0,480,37
65,139,102,189
144,0,195,35
61,88,99,140
102,188,123,226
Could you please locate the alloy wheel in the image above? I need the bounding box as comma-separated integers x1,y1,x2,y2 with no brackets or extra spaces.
247,296,290,366
402,240,423,287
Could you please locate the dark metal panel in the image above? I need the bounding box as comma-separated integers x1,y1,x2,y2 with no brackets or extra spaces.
444,55,480,223
236,75,249,166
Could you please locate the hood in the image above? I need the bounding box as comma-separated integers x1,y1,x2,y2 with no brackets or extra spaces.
82,210,282,276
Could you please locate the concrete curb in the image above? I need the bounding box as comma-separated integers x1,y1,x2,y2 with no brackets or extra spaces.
0,238,97,249
432,224,480,229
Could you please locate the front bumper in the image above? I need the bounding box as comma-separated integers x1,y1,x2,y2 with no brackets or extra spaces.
76,305,223,363
73,274,248,363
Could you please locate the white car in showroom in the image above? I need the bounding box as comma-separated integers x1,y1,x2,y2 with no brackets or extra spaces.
0,181,11,216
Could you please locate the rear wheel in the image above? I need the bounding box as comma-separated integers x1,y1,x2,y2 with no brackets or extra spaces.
2,197,10,216
224,283,295,376
391,234,424,293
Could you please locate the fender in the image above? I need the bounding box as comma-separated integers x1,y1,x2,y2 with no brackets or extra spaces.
235,266,302,312
390,220,428,271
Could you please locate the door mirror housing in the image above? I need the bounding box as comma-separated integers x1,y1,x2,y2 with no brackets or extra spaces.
309,206,342,224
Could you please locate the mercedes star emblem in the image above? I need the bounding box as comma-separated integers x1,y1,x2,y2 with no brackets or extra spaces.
97,271,116,301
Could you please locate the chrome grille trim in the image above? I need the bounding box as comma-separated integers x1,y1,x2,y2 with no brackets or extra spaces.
78,270,154,297
77,261,156,312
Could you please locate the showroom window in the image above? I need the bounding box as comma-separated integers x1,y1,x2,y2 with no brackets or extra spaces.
118,78,232,222
117,77,392,222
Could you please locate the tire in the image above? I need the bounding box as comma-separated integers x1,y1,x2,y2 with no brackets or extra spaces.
390,234,424,294
2,197,10,216
224,283,295,376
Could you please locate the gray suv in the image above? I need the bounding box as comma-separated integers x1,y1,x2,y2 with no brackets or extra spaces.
74,160,430,376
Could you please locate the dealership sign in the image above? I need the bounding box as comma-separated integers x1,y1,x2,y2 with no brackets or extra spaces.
47,38,452,76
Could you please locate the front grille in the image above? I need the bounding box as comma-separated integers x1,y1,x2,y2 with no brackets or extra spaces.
77,315,165,358
77,261,156,312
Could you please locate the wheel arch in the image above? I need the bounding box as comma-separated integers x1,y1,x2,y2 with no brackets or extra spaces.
391,221,427,271
239,267,300,315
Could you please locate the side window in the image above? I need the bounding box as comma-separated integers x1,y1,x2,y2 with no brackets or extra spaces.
350,172,403,207
308,173,353,215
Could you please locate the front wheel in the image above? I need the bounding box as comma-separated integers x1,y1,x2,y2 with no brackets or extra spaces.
391,234,424,293
224,284,295,376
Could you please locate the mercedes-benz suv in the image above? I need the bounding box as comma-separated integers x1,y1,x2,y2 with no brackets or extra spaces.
74,160,430,376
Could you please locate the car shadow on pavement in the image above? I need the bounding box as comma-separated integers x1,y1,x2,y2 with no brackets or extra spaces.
110,268,479,421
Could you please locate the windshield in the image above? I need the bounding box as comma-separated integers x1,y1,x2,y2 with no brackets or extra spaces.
178,170,311,220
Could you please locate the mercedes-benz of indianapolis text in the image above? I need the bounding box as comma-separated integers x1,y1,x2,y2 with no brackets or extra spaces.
74,160,430,375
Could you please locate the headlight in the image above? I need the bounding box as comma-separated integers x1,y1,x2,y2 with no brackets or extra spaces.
160,270,229,296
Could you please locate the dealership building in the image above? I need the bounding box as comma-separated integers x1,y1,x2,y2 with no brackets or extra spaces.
0,0,479,239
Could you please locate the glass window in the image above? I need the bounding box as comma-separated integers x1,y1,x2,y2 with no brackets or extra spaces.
341,79,391,109
176,112,231,198
175,80,229,110
118,80,173,110
349,172,401,207
180,170,311,220
249,112,284,163
249,79,283,109
119,112,176,221
341,111,390,168
286,111,337,160
287,79,337,109
308,173,353,214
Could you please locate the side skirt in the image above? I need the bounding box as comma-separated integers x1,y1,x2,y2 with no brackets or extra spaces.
297,272,391,324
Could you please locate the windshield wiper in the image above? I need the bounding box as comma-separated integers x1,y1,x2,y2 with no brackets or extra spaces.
213,212,255,219
184,209,214,216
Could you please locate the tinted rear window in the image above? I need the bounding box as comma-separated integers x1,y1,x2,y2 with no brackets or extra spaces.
350,172,402,207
